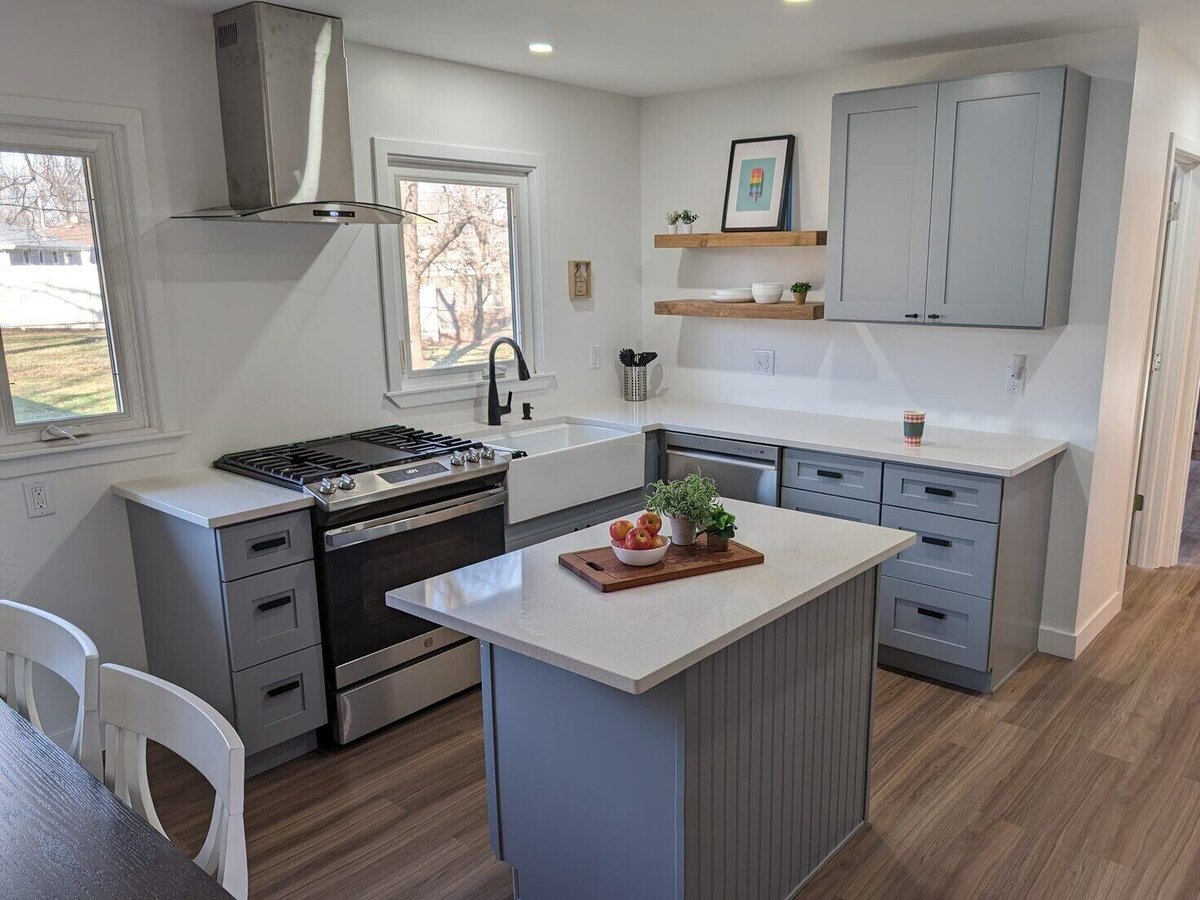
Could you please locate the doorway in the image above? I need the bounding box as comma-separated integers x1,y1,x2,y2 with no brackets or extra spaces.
1129,134,1200,568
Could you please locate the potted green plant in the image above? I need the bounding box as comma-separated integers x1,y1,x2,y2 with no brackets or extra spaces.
666,210,682,235
644,473,718,546
703,505,737,552
679,209,699,234
791,281,812,304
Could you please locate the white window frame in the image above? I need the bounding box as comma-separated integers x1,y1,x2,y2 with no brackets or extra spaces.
0,96,183,477
372,138,555,408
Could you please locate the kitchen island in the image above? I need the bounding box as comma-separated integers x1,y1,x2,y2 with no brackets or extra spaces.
387,500,914,900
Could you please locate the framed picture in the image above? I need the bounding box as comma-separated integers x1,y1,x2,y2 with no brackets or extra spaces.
720,135,795,232
568,260,592,300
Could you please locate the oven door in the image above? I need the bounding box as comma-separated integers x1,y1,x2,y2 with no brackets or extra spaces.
316,485,507,689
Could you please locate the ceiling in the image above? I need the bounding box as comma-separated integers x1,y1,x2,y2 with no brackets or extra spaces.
147,0,1200,97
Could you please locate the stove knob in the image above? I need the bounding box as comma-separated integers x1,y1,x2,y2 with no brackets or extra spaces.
338,474,357,491
481,446,496,461
318,477,338,495
450,451,466,467
466,447,482,463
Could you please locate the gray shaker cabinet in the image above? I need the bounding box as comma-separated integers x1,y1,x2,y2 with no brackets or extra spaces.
827,66,1089,329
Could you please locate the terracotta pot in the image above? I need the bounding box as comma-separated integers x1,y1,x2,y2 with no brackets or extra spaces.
792,290,808,304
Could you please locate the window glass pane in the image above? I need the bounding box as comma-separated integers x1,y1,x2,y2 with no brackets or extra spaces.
398,179,516,370
0,149,120,424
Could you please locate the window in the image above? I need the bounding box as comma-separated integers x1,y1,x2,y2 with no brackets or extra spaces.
375,141,549,406
0,123,151,450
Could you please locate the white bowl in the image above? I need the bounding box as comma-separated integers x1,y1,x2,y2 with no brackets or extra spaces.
752,288,784,304
751,282,784,290
611,539,670,566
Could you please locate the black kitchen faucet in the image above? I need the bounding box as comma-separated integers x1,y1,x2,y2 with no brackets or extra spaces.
487,337,531,426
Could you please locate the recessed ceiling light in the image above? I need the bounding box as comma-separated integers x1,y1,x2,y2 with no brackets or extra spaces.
529,42,555,54
783,0,812,4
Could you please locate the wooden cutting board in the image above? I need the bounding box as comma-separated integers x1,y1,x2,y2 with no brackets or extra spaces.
558,539,764,592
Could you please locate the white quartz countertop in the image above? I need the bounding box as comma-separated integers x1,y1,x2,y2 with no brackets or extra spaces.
111,469,312,528
387,499,915,694
537,398,1066,478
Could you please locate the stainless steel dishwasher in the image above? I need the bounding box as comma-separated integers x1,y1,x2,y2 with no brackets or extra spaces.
663,432,781,506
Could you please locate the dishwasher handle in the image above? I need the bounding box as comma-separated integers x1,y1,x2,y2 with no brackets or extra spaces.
665,447,779,472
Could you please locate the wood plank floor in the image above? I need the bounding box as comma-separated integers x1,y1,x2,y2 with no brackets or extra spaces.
153,564,1200,899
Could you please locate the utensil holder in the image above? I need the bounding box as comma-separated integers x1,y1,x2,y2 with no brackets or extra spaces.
623,366,647,402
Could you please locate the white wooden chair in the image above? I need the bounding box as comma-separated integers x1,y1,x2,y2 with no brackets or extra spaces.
100,663,248,900
0,597,101,778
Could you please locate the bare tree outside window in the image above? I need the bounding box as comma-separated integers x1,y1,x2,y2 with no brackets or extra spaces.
398,179,517,370
0,149,121,424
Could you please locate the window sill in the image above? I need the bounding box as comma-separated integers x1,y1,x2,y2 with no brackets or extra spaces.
385,372,558,409
0,428,188,479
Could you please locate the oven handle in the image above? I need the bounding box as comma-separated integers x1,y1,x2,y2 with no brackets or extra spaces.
322,486,508,551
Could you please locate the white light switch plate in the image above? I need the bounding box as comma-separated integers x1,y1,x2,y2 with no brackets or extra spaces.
23,479,54,518
752,349,775,376
589,345,602,370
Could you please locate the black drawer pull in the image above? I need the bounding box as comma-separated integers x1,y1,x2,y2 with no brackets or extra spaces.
256,594,292,613
916,607,947,620
816,469,844,480
903,313,920,319
250,535,287,553
266,680,301,699
928,314,942,320
921,536,952,547
924,486,955,498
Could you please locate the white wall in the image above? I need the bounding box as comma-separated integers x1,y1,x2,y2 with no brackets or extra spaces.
639,30,1138,651
1075,32,1200,651
0,0,642,733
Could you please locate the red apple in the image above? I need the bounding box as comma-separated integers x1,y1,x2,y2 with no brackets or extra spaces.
636,512,662,536
651,535,666,549
624,527,654,551
609,519,634,543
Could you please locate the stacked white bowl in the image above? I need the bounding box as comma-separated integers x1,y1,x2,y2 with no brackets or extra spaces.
751,282,784,304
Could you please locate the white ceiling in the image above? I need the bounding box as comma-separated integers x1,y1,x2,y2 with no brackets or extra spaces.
147,0,1200,97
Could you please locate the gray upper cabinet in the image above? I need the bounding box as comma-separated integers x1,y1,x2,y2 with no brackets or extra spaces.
826,84,937,323
827,66,1089,329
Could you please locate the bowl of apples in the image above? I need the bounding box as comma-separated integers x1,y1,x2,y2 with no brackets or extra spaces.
609,513,669,566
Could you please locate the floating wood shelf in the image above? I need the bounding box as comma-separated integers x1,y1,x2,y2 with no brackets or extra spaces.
654,300,825,320
654,230,827,249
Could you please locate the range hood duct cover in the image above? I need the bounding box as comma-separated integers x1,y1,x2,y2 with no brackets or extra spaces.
177,2,429,226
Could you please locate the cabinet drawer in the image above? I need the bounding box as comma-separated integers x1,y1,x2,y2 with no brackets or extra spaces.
216,510,313,582
223,562,321,672
881,506,998,598
781,449,882,502
780,487,880,525
231,644,327,756
879,576,991,671
882,464,1001,522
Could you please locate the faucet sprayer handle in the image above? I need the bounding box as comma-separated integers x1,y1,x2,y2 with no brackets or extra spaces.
502,391,513,414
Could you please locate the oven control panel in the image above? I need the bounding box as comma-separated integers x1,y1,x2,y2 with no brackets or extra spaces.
380,461,449,484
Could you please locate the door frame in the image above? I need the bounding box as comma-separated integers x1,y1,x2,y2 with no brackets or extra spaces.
1129,133,1200,567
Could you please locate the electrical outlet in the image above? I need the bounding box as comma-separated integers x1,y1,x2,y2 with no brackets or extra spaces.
589,345,602,370
1007,353,1027,397
23,479,54,518
752,349,775,376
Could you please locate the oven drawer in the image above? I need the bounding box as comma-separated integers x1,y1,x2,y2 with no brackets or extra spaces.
879,576,991,671
780,486,880,525
231,644,327,755
223,561,321,672
217,510,313,582
881,506,998,598
882,464,1002,523
781,449,882,502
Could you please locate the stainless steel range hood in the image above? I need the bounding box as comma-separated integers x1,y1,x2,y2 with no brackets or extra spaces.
176,2,430,226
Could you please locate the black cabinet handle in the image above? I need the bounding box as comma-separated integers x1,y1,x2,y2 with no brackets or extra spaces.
921,536,952,547
903,313,920,319
928,314,942,320
816,469,844,480
250,535,287,553
916,607,947,620
924,486,955,498
256,594,292,613
266,680,301,698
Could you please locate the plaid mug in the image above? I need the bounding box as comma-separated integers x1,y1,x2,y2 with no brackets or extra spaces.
903,410,925,447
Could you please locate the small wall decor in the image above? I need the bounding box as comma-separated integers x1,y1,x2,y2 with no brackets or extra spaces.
569,260,592,300
721,135,795,232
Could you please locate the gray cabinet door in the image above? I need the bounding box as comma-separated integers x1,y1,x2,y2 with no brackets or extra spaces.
925,68,1066,327
826,83,937,323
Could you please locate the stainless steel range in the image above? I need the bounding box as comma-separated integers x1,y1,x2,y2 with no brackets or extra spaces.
215,426,510,743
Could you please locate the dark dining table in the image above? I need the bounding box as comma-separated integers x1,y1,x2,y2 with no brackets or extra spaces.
0,701,231,899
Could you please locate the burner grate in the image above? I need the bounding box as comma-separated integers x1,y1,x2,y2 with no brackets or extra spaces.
350,425,476,458
217,445,371,487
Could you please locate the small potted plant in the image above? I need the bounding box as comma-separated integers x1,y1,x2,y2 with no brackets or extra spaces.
666,210,682,235
791,281,812,304
703,505,737,552
644,473,718,546
679,209,699,235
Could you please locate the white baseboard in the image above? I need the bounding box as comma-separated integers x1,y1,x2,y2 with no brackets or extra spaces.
1037,589,1123,659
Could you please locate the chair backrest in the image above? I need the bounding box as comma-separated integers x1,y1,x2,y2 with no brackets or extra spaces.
0,598,100,778
100,664,247,900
